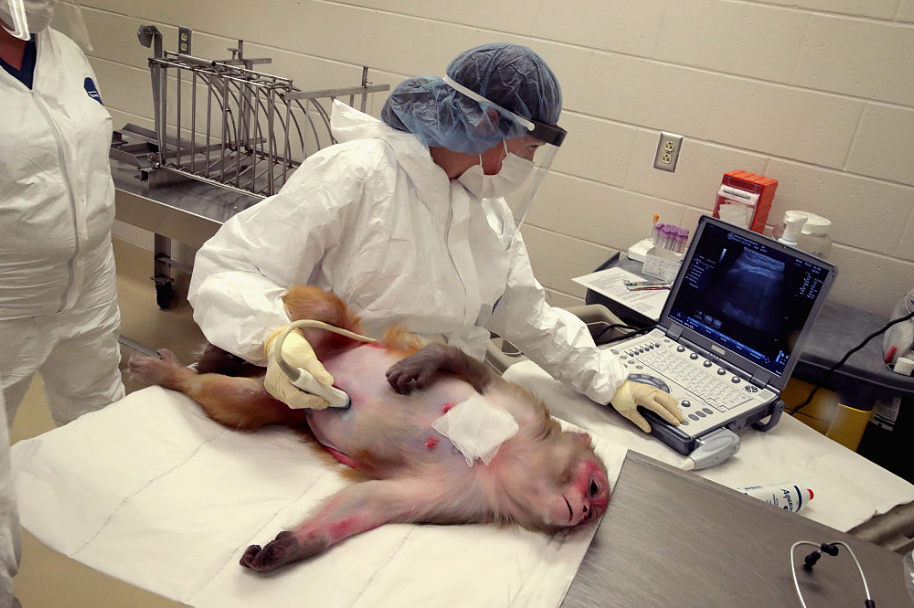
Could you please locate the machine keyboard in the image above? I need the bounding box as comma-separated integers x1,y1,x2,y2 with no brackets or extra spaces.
626,344,752,411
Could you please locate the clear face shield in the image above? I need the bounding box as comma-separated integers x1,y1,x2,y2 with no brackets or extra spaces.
443,75,567,248
1,0,32,40
500,137,559,246
1,0,92,51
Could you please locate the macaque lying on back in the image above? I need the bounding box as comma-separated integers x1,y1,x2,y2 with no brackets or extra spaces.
129,286,610,573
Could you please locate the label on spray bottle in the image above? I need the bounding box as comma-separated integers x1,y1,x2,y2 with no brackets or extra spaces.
738,484,813,513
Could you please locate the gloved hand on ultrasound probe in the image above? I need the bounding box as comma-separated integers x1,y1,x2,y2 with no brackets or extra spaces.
611,380,684,433
263,324,336,410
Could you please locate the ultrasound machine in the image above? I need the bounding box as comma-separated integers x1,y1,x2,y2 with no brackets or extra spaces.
607,216,837,469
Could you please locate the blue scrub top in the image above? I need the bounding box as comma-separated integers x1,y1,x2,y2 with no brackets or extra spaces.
0,33,37,89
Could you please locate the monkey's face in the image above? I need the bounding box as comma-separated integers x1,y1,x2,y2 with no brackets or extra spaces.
555,457,610,527
538,434,610,528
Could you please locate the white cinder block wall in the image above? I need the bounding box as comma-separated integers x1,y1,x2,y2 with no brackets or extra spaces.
84,0,914,316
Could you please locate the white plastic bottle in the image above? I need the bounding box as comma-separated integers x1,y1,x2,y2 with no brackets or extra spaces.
796,213,833,259
778,212,808,247
778,211,832,259
738,484,814,513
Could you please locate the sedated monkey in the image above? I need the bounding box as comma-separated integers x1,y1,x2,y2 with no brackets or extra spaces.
129,286,610,573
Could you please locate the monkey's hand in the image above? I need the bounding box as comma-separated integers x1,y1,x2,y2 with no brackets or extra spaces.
610,380,684,433
263,325,336,409
386,343,492,395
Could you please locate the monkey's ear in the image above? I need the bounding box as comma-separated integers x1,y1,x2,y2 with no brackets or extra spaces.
572,432,592,447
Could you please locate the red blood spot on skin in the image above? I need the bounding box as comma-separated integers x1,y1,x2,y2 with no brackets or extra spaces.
424,437,439,449
442,403,455,413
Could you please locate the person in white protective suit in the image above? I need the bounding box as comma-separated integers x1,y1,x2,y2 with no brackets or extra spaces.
0,0,122,603
0,385,16,608
189,43,683,432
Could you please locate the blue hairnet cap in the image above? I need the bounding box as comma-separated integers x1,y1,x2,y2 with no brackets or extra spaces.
381,43,563,155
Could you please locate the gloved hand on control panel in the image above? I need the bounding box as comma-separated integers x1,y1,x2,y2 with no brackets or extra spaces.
610,380,684,432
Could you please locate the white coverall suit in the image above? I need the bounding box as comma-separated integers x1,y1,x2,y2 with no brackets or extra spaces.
0,28,124,424
190,101,627,406
0,26,123,608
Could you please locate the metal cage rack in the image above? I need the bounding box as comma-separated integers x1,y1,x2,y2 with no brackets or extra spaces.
108,25,390,311
111,24,389,199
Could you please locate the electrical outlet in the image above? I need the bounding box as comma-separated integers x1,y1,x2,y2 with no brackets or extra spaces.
653,132,683,172
178,27,192,55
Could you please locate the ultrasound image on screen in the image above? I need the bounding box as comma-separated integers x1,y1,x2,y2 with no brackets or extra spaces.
667,222,830,376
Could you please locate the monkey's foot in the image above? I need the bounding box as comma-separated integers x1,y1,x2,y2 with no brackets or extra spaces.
128,349,191,387
240,531,314,572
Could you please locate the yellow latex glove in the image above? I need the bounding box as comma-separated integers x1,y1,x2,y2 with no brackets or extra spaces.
611,380,684,432
263,325,336,410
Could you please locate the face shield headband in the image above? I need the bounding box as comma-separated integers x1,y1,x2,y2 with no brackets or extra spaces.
442,75,566,147
443,75,566,248
2,0,31,40
1,0,92,51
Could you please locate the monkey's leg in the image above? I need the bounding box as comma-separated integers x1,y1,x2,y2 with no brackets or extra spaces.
129,350,309,430
240,477,461,572
385,342,495,394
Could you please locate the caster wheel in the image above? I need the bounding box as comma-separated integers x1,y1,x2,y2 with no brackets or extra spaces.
153,276,175,309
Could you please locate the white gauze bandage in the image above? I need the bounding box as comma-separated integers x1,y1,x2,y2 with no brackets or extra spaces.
431,394,519,467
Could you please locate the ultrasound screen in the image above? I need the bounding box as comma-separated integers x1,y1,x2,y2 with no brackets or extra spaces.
667,222,831,376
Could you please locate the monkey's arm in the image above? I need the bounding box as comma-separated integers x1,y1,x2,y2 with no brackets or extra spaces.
385,342,495,394
240,477,462,572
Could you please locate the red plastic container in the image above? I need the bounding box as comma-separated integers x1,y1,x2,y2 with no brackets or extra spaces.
712,170,778,234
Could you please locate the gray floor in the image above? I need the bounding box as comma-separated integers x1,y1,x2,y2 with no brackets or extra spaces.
11,239,204,608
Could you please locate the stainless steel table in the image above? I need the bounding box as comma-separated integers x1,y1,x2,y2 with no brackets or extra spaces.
564,452,912,607
111,156,259,308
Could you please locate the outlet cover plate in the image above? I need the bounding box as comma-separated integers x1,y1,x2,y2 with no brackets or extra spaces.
653,131,683,172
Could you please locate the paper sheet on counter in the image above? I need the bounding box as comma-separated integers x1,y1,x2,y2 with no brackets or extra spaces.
572,266,669,322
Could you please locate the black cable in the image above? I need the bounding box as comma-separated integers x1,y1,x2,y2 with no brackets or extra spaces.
588,321,642,344
596,324,653,345
791,540,874,608
788,308,914,415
